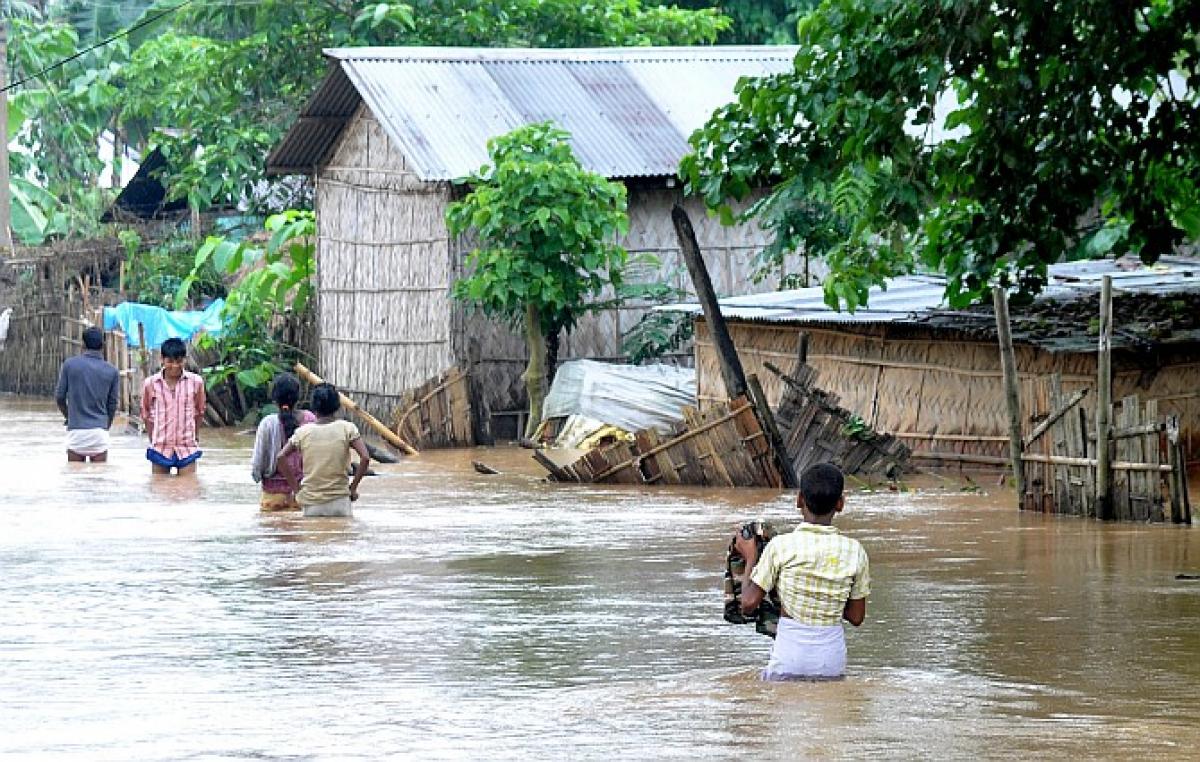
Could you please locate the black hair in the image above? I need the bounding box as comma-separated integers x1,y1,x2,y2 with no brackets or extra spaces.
160,337,187,360
311,382,341,417
270,372,302,438
799,463,845,515
82,327,103,351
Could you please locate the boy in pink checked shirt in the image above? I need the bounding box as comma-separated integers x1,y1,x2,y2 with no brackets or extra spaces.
141,337,207,475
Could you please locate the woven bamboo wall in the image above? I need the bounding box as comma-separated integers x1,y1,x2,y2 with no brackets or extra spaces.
556,189,802,362
314,106,455,420
694,320,1200,459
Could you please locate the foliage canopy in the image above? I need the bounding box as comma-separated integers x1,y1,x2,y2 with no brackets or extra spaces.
682,0,1200,308
447,121,630,434
447,121,630,333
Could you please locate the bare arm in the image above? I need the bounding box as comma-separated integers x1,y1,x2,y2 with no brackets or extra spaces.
141,383,154,441
194,381,206,440
276,442,301,494
843,597,867,627
733,534,766,616
348,437,370,501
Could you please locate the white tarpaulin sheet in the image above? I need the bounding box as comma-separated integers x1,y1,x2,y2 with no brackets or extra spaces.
542,360,695,434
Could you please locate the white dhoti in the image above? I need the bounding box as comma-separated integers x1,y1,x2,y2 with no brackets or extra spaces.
762,618,847,680
302,496,353,518
65,428,110,456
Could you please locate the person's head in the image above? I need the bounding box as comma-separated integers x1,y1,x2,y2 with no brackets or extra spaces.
798,463,845,518
82,327,103,351
160,337,187,379
311,382,341,417
271,372,302,438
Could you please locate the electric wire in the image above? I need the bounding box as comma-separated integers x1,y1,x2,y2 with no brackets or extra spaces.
1,0,196,94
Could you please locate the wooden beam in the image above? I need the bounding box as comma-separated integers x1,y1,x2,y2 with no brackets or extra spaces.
1020,453,1171,472
1023,388,1089,448
993,286,1025,500
1095,275,1114,519
746,373,798,488
672,204,747,400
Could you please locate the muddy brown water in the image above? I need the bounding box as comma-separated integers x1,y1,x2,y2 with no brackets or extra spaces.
2,395,1199,760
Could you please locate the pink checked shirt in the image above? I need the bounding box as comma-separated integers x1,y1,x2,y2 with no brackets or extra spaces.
141,370,206,457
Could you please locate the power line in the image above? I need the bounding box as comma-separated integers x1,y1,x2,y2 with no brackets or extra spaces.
1,0,196,94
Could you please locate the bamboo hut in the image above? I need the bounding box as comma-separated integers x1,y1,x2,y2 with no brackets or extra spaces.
667,258,1200,465
266,46,805,439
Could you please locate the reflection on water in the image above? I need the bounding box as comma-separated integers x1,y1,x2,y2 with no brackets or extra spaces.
1,395,1198,760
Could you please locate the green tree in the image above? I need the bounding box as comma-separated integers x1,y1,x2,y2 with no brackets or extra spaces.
118,0,726,214
682,0,1200,309
446,122,629,438
676,0,817,43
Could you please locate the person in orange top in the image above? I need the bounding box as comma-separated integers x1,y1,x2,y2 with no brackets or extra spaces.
141,337,206,475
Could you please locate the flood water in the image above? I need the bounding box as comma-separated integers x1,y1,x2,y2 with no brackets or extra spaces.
2,395,1199,760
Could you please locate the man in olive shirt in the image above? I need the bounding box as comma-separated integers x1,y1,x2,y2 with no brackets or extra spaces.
55,327,120,462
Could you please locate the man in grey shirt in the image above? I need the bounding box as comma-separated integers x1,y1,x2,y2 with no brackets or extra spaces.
55,327,120,462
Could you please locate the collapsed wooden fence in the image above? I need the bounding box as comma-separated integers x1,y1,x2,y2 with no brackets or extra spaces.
767,356,911,478
536,394,782,487
392,366,474,450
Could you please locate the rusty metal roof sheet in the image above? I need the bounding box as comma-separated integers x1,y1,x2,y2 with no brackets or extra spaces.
266,46,797,180
657,257,1200,351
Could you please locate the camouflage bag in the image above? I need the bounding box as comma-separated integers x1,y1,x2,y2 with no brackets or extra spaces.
723,520,782,638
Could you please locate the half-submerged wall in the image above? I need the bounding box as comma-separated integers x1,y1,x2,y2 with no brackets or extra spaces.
695,321,1200,461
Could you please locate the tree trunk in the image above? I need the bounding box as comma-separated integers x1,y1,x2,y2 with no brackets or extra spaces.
522,302,546,439
545,320,561,390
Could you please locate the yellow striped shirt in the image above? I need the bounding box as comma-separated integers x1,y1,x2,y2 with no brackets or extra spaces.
750,522,870,627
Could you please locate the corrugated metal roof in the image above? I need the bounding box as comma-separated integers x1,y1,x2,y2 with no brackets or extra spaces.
266,46,798,179
657,256,1200,329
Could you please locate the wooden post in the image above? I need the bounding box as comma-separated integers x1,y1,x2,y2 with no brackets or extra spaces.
992,286,1025,503
1166,416,1184,524
294,362,418,455
671,204,747,400
1095,275,1114,520
746,373,798,488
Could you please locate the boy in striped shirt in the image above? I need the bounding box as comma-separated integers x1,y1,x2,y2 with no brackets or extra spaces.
734,463,870,680
141,338,206,475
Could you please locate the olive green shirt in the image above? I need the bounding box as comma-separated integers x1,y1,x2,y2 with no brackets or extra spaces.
288,419,361,506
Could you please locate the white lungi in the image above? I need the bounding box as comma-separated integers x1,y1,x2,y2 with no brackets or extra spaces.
65,428,110,456
302,496,353,518
763,618,847,680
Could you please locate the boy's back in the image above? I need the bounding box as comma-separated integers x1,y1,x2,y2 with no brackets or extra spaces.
751,525,869,627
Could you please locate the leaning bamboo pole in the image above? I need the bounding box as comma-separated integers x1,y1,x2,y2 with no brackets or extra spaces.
295,362,418,455
1095,276,1114,520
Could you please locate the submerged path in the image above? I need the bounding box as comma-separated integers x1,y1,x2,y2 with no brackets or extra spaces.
1,395,1198,760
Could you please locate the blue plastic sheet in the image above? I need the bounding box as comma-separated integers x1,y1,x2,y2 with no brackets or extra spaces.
102,299,227,349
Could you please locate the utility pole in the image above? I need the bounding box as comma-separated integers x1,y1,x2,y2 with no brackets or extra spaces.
0,0,13,259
